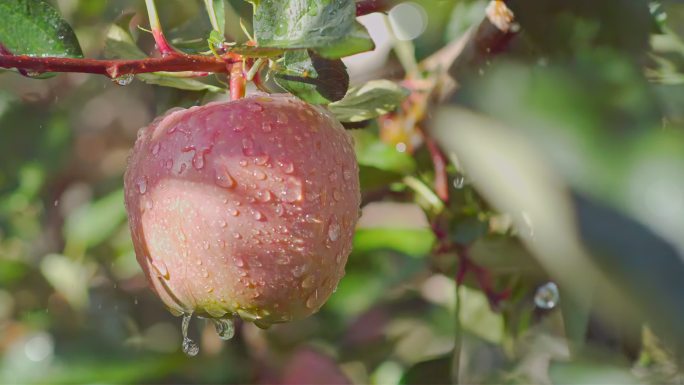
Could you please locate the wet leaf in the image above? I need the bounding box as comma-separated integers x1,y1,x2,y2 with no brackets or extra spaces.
274,49,349,104
0,0,83,58
329,80,410,123
251,0,374,59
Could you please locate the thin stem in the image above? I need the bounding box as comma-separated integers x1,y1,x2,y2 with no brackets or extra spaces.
403,175,445,214
451,282,462,384
0,54,232,79
423,132,450,203
145,0,176,56
229,60,246,100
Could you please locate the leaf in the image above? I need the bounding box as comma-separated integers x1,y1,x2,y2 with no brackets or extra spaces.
105,23,222,92
63,189,127,249
274,49,349,104
328,80,410,122
251,0,374,59
0,0,83,58
354,228,436,258
204,0,226,35
353,130,416,174
400,356,452,385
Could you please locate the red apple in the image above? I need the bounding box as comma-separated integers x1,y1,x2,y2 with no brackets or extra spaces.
124,94,360,327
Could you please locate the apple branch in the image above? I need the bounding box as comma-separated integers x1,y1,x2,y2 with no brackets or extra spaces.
0,54,232,79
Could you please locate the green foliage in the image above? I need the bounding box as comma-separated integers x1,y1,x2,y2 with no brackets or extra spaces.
329,80,410,122
249,0,374,59
0,0,82,58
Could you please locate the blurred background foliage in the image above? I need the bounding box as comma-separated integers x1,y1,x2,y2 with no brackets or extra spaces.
1,0,684,384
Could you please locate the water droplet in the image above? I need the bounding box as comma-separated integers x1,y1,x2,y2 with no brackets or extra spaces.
233,232,242,239
253,209,265,221
215,168,236,189
112,74,134,86
192,150,207,170
164,159,173,169
242,138,255,156
253,170,267,180
151,143,161,155
218,220,227,228
280,177,303,202
343,168,353,181
453,174,466,189
136,176,148,194
229,207,240,216
181,313,199,357
261,122,273,132
276,111,289,124
254,155,269,166
233,124,245,132
327,217,340,242
328,172,338,183
306,291,318,309
256,190,273,202
239,159,248,167
151,258,169,280
293,264,308,278
332,189,342,201
534,282,559,309
305,214,322,224
279,161,295,174
212,318,235,340
247,102,264,112
275,204,285,217
301,275,315,289
235,257,245,267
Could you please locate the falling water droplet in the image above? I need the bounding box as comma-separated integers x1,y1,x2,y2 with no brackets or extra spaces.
212,318,236,340
453,174,466,189
112,74,134,86
534,282,559,309
181,313,199,357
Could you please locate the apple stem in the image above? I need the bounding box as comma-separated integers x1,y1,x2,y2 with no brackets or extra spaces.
230,59,246,100
145,0,177,56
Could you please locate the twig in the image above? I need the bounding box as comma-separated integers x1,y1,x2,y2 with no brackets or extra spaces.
455,244,511,309
423,131,450,203
145,0,177,56
0,54,232,79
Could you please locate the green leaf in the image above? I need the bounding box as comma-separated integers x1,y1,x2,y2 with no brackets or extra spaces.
63,189,127,249
274,49,349,104
251,0,374,59
354,228,436,258
204,0,226,35
353,130,417,174
329,80,410,122
0,0,82,58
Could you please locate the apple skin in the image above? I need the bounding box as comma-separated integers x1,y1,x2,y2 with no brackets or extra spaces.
124,94,360,326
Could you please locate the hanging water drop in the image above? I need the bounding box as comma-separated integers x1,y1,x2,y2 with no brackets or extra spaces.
181,313,199,357
534,282,559,309
453,174,466,189
212,318,236,340
112,74,134,86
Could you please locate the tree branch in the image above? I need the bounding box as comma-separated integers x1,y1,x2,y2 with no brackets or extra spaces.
0,54,232,79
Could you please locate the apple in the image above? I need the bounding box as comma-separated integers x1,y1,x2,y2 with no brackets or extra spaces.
124,94,360,327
